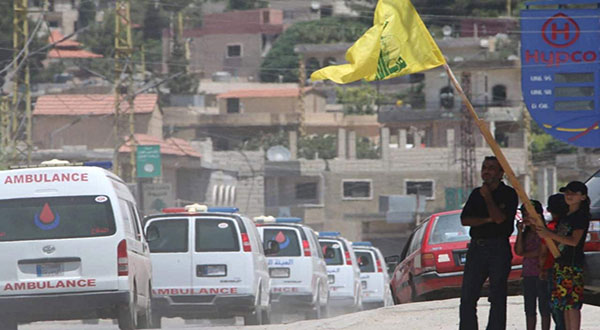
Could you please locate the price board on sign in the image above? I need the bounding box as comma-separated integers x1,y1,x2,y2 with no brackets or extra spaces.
521,1,600,147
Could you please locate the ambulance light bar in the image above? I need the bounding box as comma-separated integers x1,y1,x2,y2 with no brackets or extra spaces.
318,231,341,237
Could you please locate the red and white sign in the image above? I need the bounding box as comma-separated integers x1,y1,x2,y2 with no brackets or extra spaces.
3,279,96,291
3,173,89,185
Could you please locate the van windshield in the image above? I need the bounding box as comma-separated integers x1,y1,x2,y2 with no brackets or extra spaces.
0,196,115,241
263,228,301,257
195,218,240,252
320,240,344,265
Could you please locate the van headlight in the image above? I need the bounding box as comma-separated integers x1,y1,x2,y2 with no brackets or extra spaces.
269,267,290,278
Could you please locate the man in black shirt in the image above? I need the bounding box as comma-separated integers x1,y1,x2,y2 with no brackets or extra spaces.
459,156,518,330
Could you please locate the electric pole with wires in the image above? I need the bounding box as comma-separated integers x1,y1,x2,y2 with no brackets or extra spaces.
7,0,33,164
460,71,477,199
114,0,136,182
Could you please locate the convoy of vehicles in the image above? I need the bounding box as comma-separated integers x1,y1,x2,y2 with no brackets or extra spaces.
2,160,598,328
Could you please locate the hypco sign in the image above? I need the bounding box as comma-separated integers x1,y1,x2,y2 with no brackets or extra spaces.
521,4,600,148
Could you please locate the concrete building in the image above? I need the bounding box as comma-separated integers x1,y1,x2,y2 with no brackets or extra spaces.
162,9,284,80
29,0,80,36
33,93,162,150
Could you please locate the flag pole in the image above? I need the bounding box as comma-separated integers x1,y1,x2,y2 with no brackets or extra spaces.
443,63,560,258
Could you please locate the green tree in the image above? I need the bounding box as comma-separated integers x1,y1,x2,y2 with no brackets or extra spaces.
298,134,337,160
227,0,268,10
335,81,377,115
260,17,369,83
167,38,198,94
357,137,380,159
78,0,96,28
530,121,577,162
143,3,169,40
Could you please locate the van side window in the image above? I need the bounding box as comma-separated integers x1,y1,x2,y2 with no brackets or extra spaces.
119,199,135,236
311,232,324,258
148,219,189,253
126,201,143,241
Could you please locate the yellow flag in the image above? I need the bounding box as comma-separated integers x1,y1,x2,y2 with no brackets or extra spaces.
310,0,445,84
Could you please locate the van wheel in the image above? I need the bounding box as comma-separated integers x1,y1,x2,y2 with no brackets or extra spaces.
244,308,262,325
261,308,271,325
118,288,138,330
0,316,17,330
305,291,321,320
137,284,154,329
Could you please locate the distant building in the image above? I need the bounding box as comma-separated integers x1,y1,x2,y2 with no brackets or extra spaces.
29,0,80,36
32,93,162,150
162,9,284,80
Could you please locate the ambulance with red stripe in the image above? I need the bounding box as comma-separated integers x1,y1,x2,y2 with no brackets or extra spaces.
0,160,153,330
254,216,329,320
143,205,271,326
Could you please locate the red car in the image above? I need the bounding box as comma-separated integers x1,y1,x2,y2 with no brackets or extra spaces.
388,210,523,304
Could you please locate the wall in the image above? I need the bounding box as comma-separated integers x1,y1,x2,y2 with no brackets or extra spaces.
194,33,264,79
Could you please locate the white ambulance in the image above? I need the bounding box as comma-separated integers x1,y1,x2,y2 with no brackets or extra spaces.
0,161,153,330
318,232,362,312
254,216,329,320
144,205,271,326
352,242,394,309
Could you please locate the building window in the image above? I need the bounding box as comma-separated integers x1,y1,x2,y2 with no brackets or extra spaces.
492,84,507,105
48,20,59,28
263,11,270,24
342,180,372,200
296,182,318,200
283,10,294,19
227,44,242,58
405,180,434,200
226,98,240,113
440,86,454,109
320,5,333,17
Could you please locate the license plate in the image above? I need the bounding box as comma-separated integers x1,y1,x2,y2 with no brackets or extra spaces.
459,253,467,265
36,263,64,277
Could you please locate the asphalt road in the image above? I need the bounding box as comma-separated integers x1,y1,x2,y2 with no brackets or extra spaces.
20,296,600,330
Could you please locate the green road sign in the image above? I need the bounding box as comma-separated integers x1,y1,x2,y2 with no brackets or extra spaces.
136,145,161,178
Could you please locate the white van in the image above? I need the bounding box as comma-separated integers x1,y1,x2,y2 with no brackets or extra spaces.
317,232,362,312
144,205,271,326
0,162,153,330
254,217,329,320
352,242,394,309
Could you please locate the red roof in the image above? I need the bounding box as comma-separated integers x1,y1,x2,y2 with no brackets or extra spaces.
119,134,201,158
48,49,103,59
34,94,158,116
217,87,312,99
48,30,81,48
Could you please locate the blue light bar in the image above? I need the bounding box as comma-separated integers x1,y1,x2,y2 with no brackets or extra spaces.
318,231,341,237
352,241,373,247
207,207,239,213
83,161,113,169
275,217,302,223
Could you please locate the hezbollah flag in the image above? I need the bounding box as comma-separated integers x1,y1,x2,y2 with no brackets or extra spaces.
310,0,445,84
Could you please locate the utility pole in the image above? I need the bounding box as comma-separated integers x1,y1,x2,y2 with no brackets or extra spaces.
460,71,476,199
10,0,32,164
114,0,136,181
297,56,306,136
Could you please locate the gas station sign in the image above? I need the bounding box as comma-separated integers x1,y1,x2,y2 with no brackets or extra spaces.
521,1,600,147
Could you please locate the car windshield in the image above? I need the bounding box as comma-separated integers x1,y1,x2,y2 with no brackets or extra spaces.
195,218,240,252
0,196,115,241
263,228,301,256
428,213,470,245
320,240,344,265
355,250,375,272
